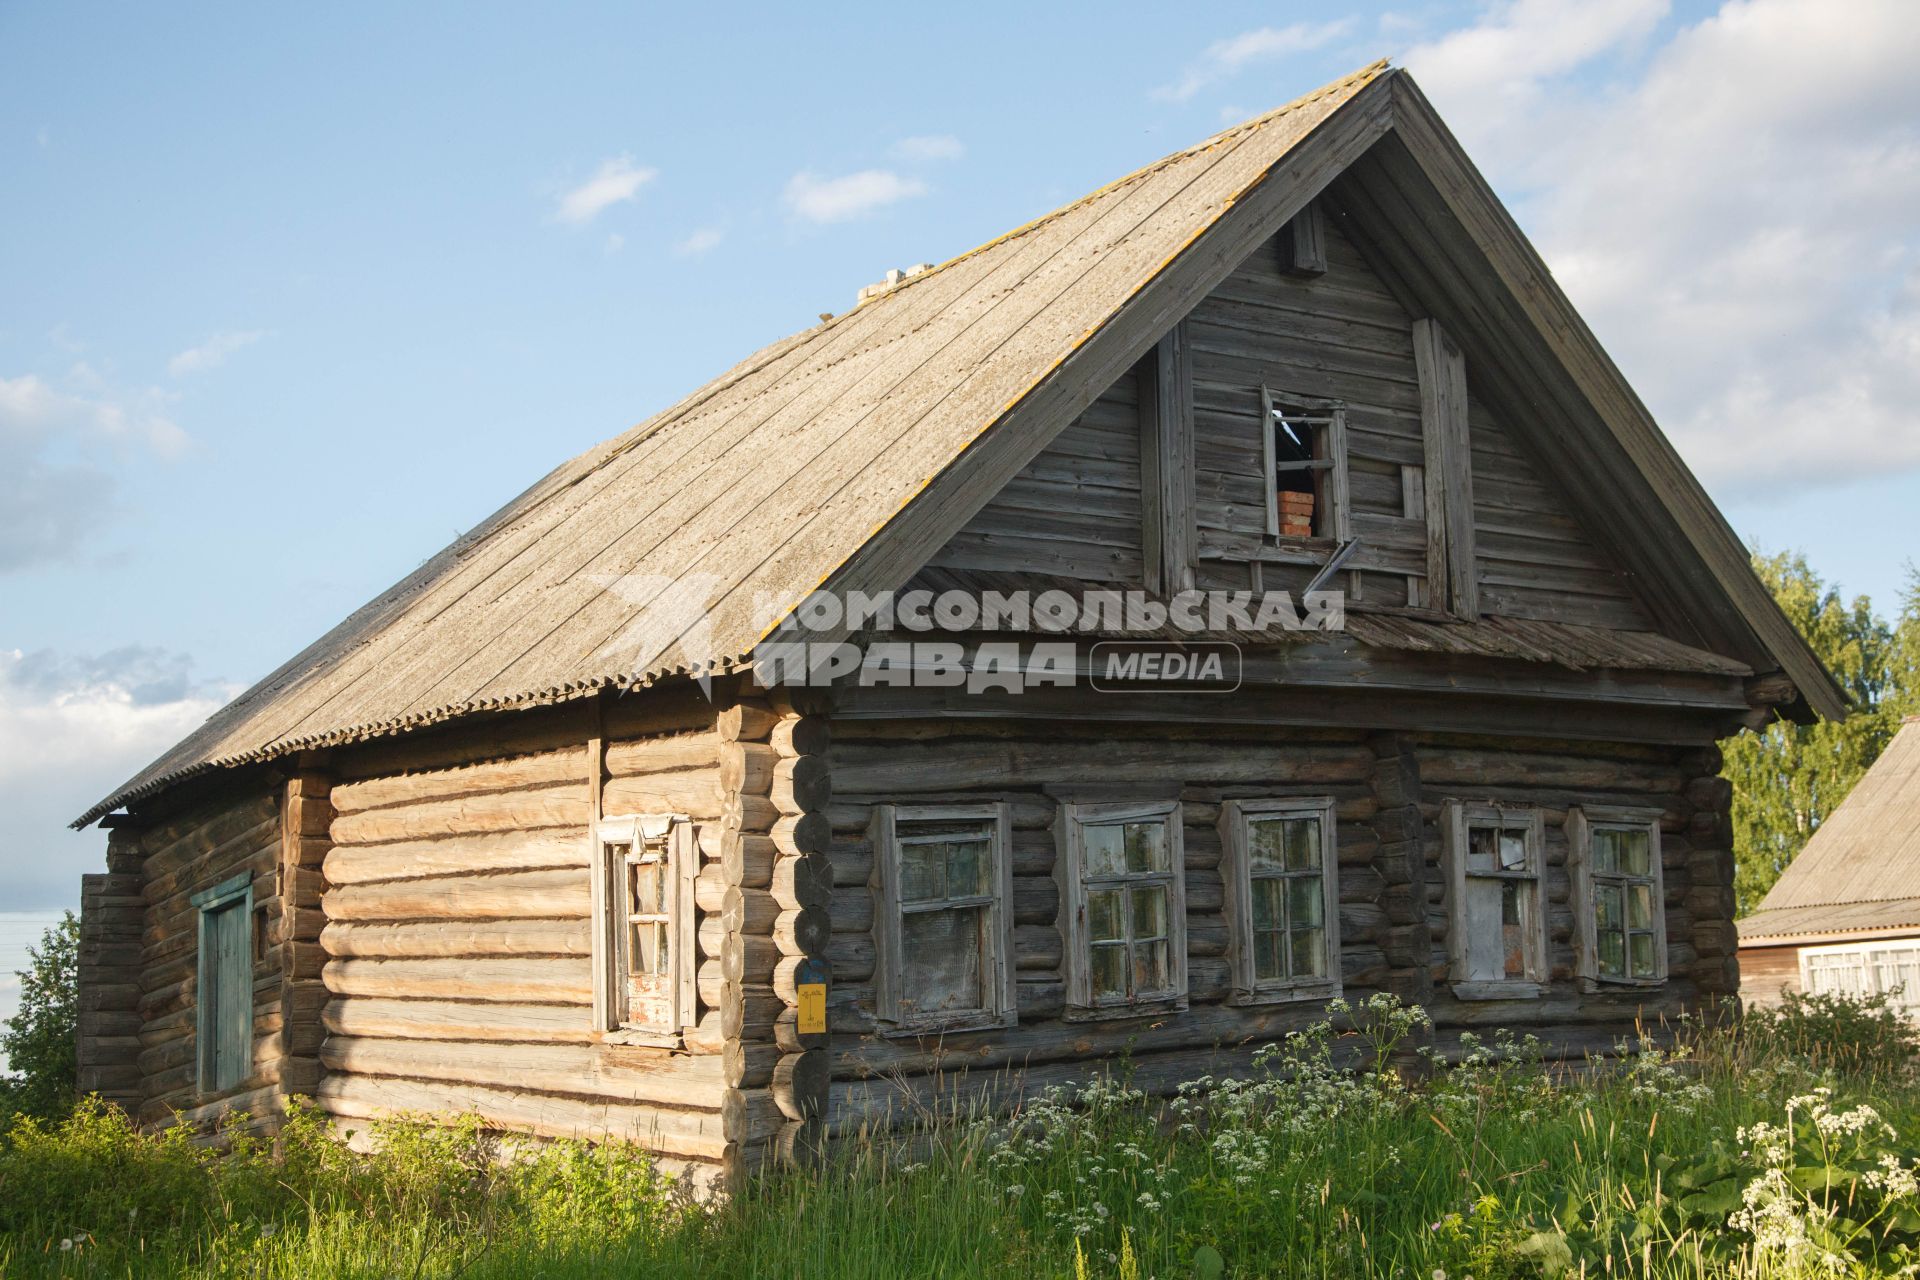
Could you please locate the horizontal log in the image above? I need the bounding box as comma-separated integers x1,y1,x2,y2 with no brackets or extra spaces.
324,830,587,885
320,918,591,959
719,703,780,744
771,756,831,815
721,742,778,797
604,734,724,777
330,784,591,845
324,997,596,1044
319,1035,727,1109
770,716,830,759
772,1050,829,1121
831,741,1374,794
602,773,726,820
324,869,588,922
322,957,591,1003
330,749,590,815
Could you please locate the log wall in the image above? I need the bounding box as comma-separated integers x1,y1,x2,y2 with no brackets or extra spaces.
76,828,144,1110
821,716,1736,1134
314,693,736,1192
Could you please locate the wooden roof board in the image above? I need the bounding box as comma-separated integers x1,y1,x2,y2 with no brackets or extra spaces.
1747,718,1920,919
77,65,1387,825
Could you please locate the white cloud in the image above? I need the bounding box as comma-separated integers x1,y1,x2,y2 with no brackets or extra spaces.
1154,21,1354,103
1403,0,1920,495
674,227,725,258
0,647,237,909
0,372,187,570
167,329,266,377
555,155,657,226
783,169,928,224
893,134,964,162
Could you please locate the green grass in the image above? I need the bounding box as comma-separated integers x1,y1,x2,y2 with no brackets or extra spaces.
5,993,1920,1278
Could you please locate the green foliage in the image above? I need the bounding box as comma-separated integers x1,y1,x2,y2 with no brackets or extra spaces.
1734,990,1920,1080
1724,552,1920,913
0,913,78,1122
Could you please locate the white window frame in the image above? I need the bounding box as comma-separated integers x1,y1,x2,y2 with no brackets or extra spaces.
1220,798,1341,1005
870,803,1016,1035
1442,801,1547,1000
1057,801,1187,1020
1799,941,1920,1009
1260,386,1351,545
1568,805,1668,990
591,813,698,1045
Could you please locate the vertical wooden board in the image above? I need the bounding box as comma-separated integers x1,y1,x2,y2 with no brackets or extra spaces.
1413,318,1477,617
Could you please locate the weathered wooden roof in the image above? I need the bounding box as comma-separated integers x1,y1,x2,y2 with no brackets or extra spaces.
79,61,1843,826
1740,717,1920,944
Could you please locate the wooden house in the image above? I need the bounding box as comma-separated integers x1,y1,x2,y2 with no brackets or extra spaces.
72,63,1845,1191
1740,717,1920,1009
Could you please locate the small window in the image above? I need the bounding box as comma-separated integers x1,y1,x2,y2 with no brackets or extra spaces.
593,814,697,1042
1058,802,1187,1017
1443,802,1546,999
1261,386,1350,544
1569,807,1667,988
1800,941,1920,1009
191,872,254,1094
1220,799,1340,1003
871,804,1015,1034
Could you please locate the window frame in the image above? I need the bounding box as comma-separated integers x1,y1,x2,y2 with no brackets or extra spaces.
1442,801,1548,1000
1219,797,1341,1005
191,871,254,1095
1057,800,1188,1020
1259,385,1351,546
870,802,1016,1036
1568,805,1668,990
591,813,698,1045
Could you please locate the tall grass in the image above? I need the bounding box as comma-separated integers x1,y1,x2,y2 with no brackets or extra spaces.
3,992,1917,1278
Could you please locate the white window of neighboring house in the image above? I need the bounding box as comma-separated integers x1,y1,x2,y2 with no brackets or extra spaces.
1261,386,1351,545
1220,798,1340,1004
1800,942,1920,1010
592,813,697,1043
1568,806,1668,988
1443,801,1547,999
871,803,1015,1034
1058,801,1187,1018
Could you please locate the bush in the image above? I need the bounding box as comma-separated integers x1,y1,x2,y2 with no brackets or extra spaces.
1733,989,1920,1079
0,913,78,1123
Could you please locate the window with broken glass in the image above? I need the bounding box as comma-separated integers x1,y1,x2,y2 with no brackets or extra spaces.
1221,798,1340,1003
1260,386,1351,544
1569,806,1667,988
592,814,697,1042
1059,802,1187,1016
1443,802,1546,998
871,804,1015,1033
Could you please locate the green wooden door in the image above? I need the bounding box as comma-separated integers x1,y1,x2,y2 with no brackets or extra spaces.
200,897,253,1092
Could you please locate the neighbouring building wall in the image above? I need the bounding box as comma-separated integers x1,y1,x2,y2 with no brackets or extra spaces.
1740,943,1803,1007
821,716,1736,1135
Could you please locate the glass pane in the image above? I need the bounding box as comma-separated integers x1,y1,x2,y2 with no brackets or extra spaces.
1628,883,1654,929
1619,829,1651,877
1249,819,1288,871
1087,890,1125,943
1252,877,1282,931
1467,826,1498,872
1596,884,1622,933
1254,931,1284,982
1598,928,1625,979
1498,829,1529,871
901,908,984,1014
631,921,667,976
1629,932,1657,980
1290,927,1326,979
1084,825,1126,878
1123,821,1168,874
1131,885,1168,941
1287,875,1323,928
1134,939,1170,993
1285,817,1321,871
1090,943,1128,999
630,860,663,914
1463,879,1504,981
1502,881,1527,979
900,842,945,902
947,837,991,898
1593,829,1620,874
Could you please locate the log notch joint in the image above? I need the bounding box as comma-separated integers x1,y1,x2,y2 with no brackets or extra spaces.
77,825,145,1111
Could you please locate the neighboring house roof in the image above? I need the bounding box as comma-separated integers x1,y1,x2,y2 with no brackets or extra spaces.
75,63,1845,828
1740,717,1920,945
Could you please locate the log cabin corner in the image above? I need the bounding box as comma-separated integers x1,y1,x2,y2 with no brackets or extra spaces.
70,62,1846,1192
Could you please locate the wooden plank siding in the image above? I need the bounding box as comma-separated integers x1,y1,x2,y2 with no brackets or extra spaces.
819,714,1738,1134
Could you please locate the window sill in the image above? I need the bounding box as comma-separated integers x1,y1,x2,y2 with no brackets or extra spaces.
602,1028,684,1051
1228,982,1341,1007
877,1013,1016,1039
1579,975,1666,994
1063,997,1188,1024
1451,980,1547,1002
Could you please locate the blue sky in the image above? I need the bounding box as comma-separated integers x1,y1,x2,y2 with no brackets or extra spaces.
2,0,1917,933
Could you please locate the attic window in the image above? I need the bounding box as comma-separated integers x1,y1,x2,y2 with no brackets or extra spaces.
1260,386,1349,544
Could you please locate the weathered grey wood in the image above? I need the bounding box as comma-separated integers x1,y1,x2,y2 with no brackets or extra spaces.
1281,200,1328,276
1140,328,1195,597
1413,317,1477,617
